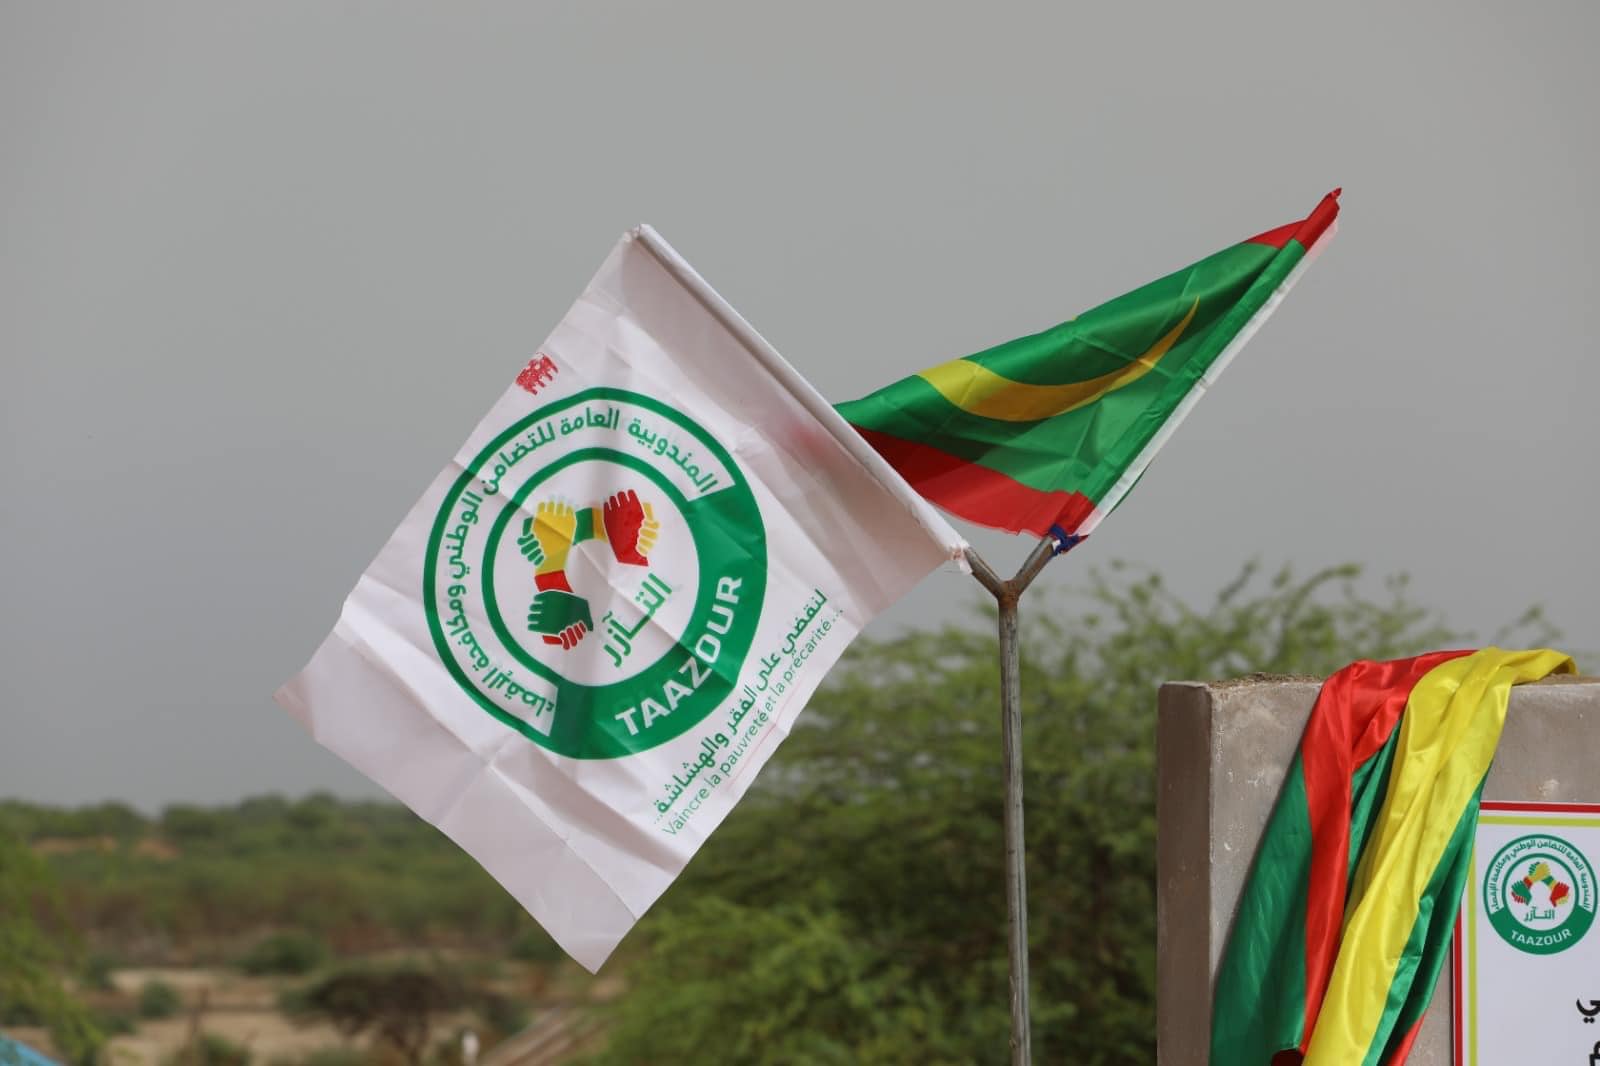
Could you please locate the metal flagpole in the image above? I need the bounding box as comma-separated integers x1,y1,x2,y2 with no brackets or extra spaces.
966,536,1063,1066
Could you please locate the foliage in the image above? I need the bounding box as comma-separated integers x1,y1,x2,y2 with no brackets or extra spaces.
138,977,183,1019
0,560,1563,1065
81,952,119,992
506,926,564,965
589,561,1544,1066
473,990,530,1042
285,965,469,1065
238,931,329,976
0,802,144,843
0,826,103,1064
2,794,531,965
283,960,527,1064
285,1050,366,1066
91,1007,138,1037
267,1050,366,1066
163,1031,252,1066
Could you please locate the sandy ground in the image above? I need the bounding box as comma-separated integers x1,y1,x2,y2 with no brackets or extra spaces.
13,961,611,1064
101,968,370,1064
103,1012,365,1065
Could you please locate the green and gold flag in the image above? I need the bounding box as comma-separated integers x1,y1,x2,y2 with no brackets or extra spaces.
837,191,1340,545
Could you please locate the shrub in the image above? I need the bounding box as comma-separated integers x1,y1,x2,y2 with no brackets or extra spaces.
162,1032,251,1066
0,827,103,1064
237,931,328,976
267,1050,366,1066
298,1050,367,1066
287,965,469,1065
476,992,530,1038
92,1008,138,1037
138,978,182,1019
506,927,563,965
82,953,119,992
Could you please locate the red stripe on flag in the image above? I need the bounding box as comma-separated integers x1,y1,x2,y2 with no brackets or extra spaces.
1388,1016,1426,1064
1248,188,1342,250
1295,650,1473,1053
1480,800,1600,814
1453,917,1465,1066
849,427,1094,537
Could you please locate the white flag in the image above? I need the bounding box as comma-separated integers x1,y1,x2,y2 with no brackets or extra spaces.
276,227,967,971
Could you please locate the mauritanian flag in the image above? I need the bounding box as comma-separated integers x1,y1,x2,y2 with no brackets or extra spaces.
836,191,1340,543
1211,647,1575,1065
277,227,966,972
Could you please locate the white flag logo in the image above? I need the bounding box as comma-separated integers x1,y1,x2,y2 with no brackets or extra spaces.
277,228,965,970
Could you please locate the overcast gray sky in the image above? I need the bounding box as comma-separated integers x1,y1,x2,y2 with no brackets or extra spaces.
3,1,1595,811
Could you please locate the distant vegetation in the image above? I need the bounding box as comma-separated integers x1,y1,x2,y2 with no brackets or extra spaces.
135,979,180,1020
1,790,566,1064
0,794,561,968
1,828,102,1063
238,932,330,977
587,563,1558,1066
0,562,1564,1065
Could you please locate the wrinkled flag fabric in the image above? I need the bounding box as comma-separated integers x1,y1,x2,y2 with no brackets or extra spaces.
836,190,1340,543
276,227,967,972
1211,647,1575,1065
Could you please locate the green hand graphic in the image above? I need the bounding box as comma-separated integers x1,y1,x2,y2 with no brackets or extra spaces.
517,491,663,655
516,517,546,568
527,588,593,649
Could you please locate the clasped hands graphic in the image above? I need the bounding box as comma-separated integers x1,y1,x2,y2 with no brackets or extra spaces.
517,490,659,649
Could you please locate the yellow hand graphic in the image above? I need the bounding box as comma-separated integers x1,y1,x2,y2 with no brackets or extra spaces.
530,501,578,576
636,502,660,560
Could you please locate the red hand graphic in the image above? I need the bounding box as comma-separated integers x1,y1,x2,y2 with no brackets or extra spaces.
603,490,658,566
544,622,587,649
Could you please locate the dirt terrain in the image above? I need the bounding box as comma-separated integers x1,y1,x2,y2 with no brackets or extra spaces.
9,960,611,1065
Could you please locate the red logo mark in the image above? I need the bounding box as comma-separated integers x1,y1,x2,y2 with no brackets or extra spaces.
516,354,559,395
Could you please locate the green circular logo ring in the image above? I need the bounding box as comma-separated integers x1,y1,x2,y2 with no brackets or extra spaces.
1483,833,1596,955
479,446,699,685
423,387,766,759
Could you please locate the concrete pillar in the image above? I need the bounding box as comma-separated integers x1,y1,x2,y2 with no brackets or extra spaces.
1156,674,1600,1066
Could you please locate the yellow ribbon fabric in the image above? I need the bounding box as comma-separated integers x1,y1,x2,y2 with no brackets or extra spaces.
1303,647,1575,1064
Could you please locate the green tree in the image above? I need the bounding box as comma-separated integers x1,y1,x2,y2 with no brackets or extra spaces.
0,826,102,1064
286,966,469,1065
591,562,1545,1066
